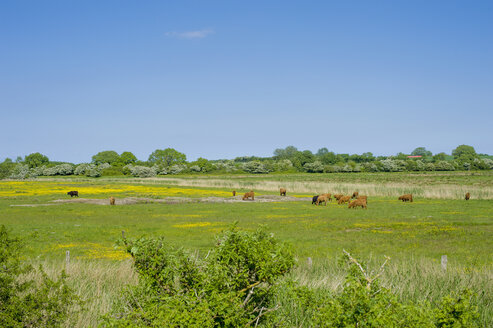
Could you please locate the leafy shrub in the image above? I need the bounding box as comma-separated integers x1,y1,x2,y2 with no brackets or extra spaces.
124,165,157,178
189,165,201,172
242,161,272,174
482,158,493,169
303,161,324,173
274,159,294,172
105,226,295,327
0,225,79,327
169,164,187,174
101,166,124,176
9,164,30,179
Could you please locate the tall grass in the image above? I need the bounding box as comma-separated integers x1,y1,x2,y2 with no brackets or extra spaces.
135,177,493,199
27,259,137,328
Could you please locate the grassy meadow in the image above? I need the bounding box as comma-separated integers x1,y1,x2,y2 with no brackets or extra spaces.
0,171,492,326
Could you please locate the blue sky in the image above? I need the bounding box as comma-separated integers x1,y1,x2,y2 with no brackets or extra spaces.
1,0,492,163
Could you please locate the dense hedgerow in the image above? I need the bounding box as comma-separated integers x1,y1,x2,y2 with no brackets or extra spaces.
0,225,80,327
104,228,479,327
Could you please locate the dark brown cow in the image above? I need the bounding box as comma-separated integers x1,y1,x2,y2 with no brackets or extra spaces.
109,197,116,205
312,195,319,204
280,188,287,196
465,192,470,200
67,191,79,197
351,191,359,199
398,194,413,202
232,190,236,197
243,191,255,201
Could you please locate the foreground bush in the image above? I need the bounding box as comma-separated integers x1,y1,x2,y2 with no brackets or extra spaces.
0,226,79,327
104,226,295,327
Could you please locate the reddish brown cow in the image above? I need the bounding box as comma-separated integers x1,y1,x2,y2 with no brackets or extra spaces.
243,191,255,201
398,194,413,202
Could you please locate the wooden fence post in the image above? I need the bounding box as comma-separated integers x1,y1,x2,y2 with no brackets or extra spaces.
441,255,447,271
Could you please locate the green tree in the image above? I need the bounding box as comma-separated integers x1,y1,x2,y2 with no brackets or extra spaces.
190,157,214,172
23,152,49,168
452,145,478,160
92,150,121,165
148,148,187,167
411,147,432,157
273,146,299,160
433,152,447,162
0,158,15,179
118,151,137,165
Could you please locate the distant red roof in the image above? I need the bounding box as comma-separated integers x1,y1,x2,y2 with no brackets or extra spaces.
407,155,422,158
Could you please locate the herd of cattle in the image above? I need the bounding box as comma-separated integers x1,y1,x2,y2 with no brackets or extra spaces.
66,189,472,207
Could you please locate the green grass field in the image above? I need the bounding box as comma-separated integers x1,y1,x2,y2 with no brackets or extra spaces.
1,172,492,327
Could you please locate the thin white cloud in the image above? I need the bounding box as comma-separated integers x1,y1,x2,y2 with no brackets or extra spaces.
166,29,214,39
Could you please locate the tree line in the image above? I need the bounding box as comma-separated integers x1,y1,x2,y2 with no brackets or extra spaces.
0,145,492,179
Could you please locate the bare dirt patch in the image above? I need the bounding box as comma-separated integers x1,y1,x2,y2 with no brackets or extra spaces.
12,195,308,207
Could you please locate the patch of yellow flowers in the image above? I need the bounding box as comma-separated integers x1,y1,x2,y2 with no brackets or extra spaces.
0,181,231,197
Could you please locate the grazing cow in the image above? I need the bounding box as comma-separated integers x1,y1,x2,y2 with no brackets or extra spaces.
351,191,359,199
333,194,343,201
312,195,319,205
357,195,367,202
280,188,287,196
348,198,367,209
338,195,351,205
109,197,115,205
398,194,413,202
316,195,328,206
465,192,470,200
320,193,332,201
67,191,79,197
232,190,236,197
243,191,255,201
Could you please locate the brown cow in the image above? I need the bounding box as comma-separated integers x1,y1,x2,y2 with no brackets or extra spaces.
398,194,413,202
232,190,236,197
243,191,255,201
351,191,359,199
348,198,367,209
109,196,116,205
338,195,351,204
67,191,79,197
357,195,367,203
280,188,287,196
465,192,470,200
333,194,343,201
316,195,328,206
320,193,332,201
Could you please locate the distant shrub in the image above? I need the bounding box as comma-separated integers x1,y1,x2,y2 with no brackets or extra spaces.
381,159,405,172
213,161,238,172
482,158,493,169
242,161,272,174
274,159,294,172
169,164,188,174
101,166,124,176
435,161,455,171
303,161,324,173
74,163,93,176
9,164,30,179
189,165,201,172
124,165,157,178
425,163,436,171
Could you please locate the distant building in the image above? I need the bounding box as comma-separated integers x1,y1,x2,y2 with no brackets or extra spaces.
407,155,422,158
